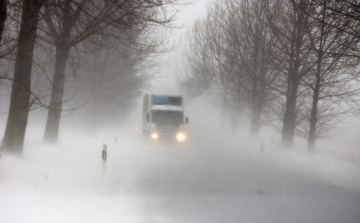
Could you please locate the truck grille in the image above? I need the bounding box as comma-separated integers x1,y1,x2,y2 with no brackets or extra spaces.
156,126,179,139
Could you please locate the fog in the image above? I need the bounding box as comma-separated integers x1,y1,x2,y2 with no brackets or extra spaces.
1,0,360,222
1,90,360,222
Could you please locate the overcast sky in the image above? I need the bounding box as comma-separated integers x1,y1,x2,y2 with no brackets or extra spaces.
149,0,207,95
176,0,207,27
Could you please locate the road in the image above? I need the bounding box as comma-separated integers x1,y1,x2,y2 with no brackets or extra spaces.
108,137,360,223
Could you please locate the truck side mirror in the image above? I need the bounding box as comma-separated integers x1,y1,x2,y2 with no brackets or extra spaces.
184,117,189,124
146,114,150,122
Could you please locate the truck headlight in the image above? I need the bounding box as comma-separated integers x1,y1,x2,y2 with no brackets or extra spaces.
151,133,158,140
176,132,186,142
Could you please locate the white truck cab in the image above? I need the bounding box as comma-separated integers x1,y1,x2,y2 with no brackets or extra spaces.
142,94,189,142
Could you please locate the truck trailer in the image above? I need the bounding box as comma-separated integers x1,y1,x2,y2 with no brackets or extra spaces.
142,94,189,142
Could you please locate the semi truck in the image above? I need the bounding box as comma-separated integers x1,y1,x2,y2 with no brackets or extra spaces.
142,94,189,142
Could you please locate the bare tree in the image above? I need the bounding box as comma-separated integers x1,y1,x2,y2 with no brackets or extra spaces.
0,1,19,61
305,0,360,43
79,36,156,134
217,0,280,136
301,0,360,150
1,2,50,112
37,0,190,143
178,0,360,148
178,0,281,136
0,0,6,44
2,0,44,153
262,0,315,147
177,18,216,97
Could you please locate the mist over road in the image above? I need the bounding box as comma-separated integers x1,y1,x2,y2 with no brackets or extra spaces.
1,124,359,223
109,135,360,223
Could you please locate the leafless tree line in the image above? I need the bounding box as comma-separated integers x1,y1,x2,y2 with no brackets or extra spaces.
0,0,191,154
178,0,360,150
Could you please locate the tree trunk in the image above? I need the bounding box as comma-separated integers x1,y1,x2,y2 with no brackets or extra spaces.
249,39,260,137
250,78,260,136
250,109,261,136
308,81,320,150
282,77,299,148
1,0,43,154
43,46,70,143
281,4,305,148
308,53,322,150
250,56,267,137
0,0,6,44
88,96,98,136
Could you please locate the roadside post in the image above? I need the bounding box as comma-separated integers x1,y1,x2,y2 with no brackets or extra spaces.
102,144,107,175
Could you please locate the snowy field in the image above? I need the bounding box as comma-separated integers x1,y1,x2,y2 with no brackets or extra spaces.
1,99,360,223
0,126,148,222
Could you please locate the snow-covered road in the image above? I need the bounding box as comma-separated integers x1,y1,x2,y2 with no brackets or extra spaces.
120,140,360,223
1,130,360,223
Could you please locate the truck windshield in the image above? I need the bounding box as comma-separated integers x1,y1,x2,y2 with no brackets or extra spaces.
151,111,183,125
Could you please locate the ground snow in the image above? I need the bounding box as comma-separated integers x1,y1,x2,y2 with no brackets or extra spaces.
0,129,147,223
0,116,359,222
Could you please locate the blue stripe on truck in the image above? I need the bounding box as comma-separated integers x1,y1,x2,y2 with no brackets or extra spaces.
152,95,169,104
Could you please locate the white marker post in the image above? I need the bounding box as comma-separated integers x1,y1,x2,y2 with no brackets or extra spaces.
102,144,107,175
